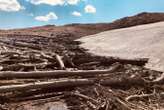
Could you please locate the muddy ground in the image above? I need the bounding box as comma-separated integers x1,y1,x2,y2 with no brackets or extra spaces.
0,32,163,110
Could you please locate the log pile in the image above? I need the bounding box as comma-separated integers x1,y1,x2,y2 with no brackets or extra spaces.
0,35,163,110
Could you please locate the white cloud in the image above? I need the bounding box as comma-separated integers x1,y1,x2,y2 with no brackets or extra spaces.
27,0,65,6
85,5,96,14
67,0,80,5
27,0,81,6
72,11,82,17
35,12,58,22
0,0,23,12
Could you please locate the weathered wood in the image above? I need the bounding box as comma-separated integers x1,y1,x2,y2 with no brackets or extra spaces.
55,54,66,70
71,92,99,104
14,42,42,50
73,54,148,66
2,63,48,71
40,52,55,62
0,64,120,79
100,77,148,87
0,79,94,93
153,73,164,84
126,92,164,101
106,58,149,66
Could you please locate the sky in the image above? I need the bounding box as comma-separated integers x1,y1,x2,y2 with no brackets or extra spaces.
0,0,164,29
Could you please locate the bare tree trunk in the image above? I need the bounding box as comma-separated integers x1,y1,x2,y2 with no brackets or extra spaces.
0,79,94,93
0,64,120,79
100,77,148,87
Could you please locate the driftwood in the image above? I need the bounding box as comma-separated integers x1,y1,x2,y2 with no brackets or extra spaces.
10,92,64,102
40,52,55,61
100,77,148,87
0,76,152,94
153,73,164,84
0,57,46,65
126,92,164,101
0,79,37,85
0,40,41,50
71,92,99,104
55,54,66,70
0,64,120,79
80,62,100,67
0,51,21,57
2,62,48,71
0,79,94,93
75,55,148,66
107,58,148,66
14,42,42,50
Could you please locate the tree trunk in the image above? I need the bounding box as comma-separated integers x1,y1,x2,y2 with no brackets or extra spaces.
0,64,120,79
0,79,94,93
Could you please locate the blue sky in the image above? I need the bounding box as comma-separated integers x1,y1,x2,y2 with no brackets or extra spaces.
0,0,164,29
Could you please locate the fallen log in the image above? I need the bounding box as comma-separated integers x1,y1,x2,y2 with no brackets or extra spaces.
100,77,149,87
80,62,100,66
73,55,148,66
0,40,41,50
105,57,149,66
70,92,99,104
40,52,56,62
14,41,42,50
0,79,37,85
0,51,21,57
10,91,64,103
18,62,48,69
0,79,94,93
1,62,49,71
0,63,120,79
55,54,66,70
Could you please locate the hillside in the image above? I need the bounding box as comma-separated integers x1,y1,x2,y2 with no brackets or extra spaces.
1,12,164,39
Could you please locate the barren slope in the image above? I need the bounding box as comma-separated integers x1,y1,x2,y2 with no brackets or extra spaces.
2,12,164,39
78,21,164,72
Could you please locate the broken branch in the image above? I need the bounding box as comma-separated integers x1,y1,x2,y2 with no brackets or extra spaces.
55,54,66,70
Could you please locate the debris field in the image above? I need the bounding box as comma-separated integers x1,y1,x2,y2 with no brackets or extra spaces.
0,33,163,110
